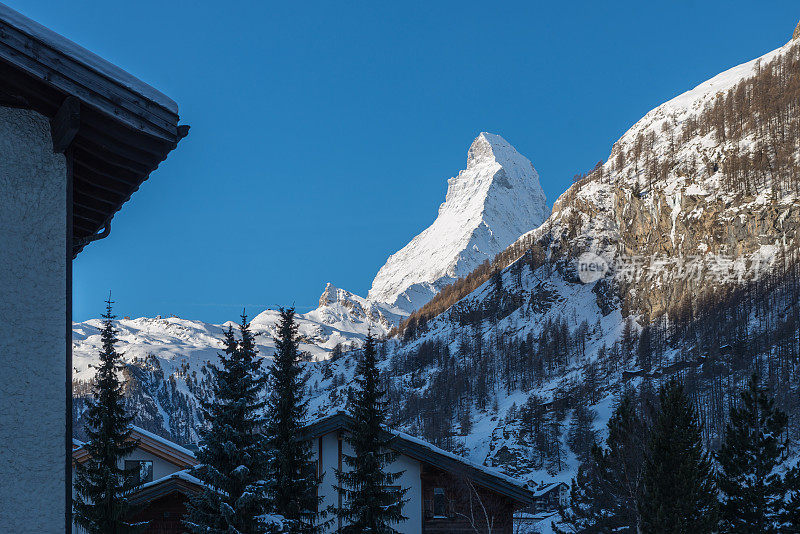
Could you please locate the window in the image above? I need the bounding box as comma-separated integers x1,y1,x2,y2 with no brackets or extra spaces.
433,487,446,518
124,460,153,484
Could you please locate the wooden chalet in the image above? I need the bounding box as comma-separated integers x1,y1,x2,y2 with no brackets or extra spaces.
302,412,535,534
72,427,200,534
528,481,569,514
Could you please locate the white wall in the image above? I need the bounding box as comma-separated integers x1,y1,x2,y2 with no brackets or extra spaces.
72,445,189,533
119,447,186,483
313,431,423,534
0,106,68,532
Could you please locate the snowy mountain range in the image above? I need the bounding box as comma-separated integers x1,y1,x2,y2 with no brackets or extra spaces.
73,131,547,379
73,22,800,523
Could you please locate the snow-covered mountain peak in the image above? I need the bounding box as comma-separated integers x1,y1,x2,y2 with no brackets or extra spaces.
367,132,548,312
466,132,528,171
318,282,345,307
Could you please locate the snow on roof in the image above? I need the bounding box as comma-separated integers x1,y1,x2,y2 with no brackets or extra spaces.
302,411,533,502
531,481,567,497
135,468,204,493
0,2,178,114
391,427,531,490
131,425,196,458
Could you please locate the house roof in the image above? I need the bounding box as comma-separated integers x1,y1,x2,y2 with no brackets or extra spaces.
73,426,197,468
126,469,204,506
0,3,187,257
531,481,568,498
301,412,534,506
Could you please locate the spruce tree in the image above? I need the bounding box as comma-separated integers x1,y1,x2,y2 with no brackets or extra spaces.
566,402,598,463
552,459,614,534
264,307,322,533
334,332,408,533
73,298,140,534
553,392,648,534
717,374,792,533
184,312,274,534
638,379,718,534
782,466,800,531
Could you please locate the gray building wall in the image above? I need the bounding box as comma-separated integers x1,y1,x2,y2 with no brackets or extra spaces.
0,106,68,532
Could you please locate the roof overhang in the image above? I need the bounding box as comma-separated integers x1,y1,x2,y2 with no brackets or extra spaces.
73,427,197,468
301,412,535,506
127,471,203,506
0,3,187,257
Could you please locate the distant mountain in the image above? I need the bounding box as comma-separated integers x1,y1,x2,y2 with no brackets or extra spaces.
71,283,404,442
310,24,800,496
74,24,800,522
368,132,548,312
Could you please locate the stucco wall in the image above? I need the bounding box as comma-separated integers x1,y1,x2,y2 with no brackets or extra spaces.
0,106,67,532
313,431,423,533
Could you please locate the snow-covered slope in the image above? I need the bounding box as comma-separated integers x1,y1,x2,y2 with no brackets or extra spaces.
368,132,548,312
73,283,403,381
74,26,800,502
72,283,404,441
344,28,800,495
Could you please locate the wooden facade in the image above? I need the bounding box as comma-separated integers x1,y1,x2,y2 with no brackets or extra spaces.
127,491,191,534
420,465,515,534
73,427,200,534
302,412,534,534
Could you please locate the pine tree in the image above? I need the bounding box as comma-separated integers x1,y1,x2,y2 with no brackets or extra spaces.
73,298,140,534
638,379,718,533
334,332,408,533
264,307,322,533
552,459,614,534
717,375,792,533
566,403,598,463
184,312,274,534
782,466,800,531
553,392,647,534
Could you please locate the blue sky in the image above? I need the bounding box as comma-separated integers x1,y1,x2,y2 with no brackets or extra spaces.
10,0,797,323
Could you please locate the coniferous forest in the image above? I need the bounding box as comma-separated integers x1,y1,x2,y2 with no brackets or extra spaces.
70,22,800,534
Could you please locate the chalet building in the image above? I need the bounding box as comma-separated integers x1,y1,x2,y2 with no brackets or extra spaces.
528,481,569,514
304,412,534,534
0,4,186,531
72,427,200,534
71,415,532,533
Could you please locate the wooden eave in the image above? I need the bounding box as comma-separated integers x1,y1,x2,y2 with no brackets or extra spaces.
301,412,535,506
127,475,203,506
0,7,187,258
72,429,197,469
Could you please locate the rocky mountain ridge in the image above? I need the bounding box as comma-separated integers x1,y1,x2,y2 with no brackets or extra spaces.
73,25,800,522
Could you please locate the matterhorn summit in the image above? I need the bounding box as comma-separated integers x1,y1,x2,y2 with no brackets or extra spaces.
368,132,548,312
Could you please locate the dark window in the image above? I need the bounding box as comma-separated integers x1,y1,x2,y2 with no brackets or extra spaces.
433,487,446,517
125,460,153,484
